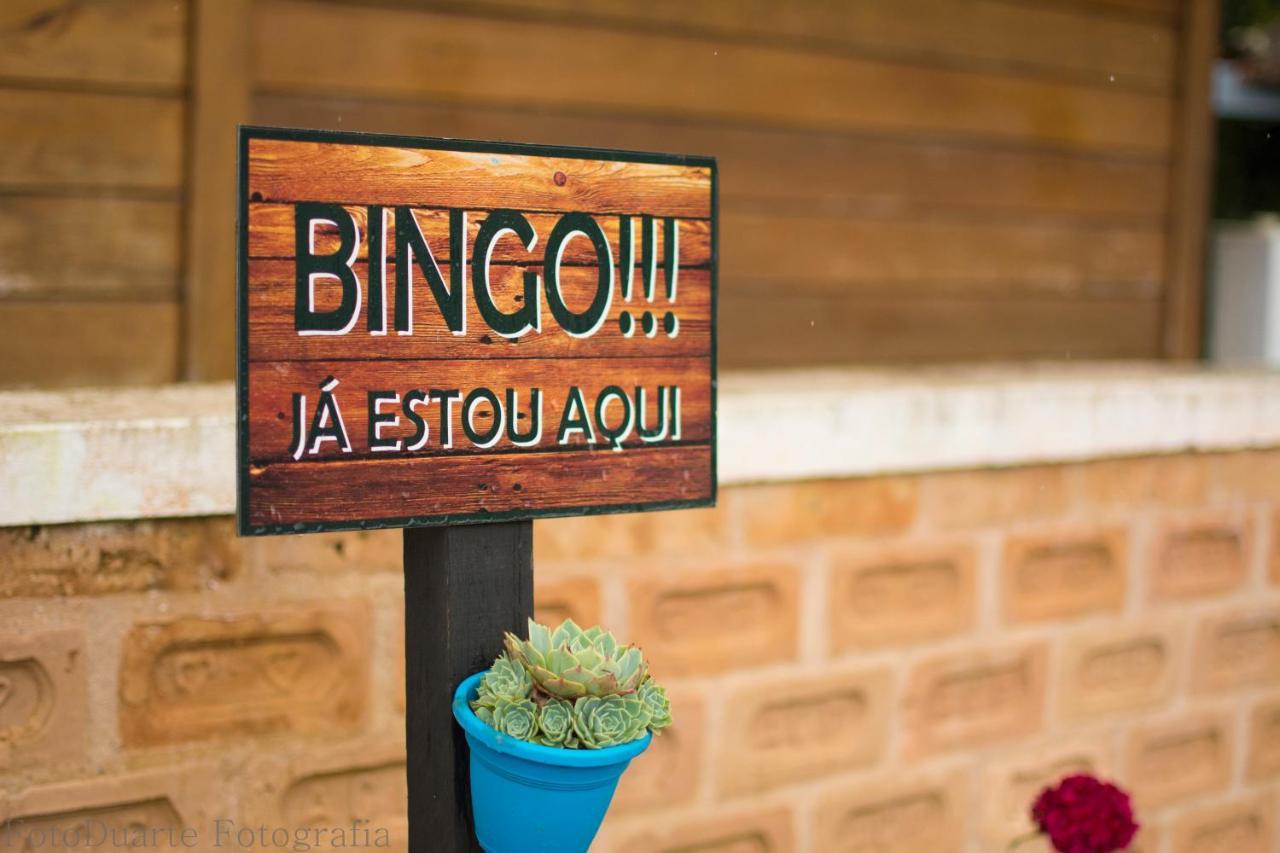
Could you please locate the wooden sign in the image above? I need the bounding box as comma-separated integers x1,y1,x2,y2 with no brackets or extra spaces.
236,127,716,535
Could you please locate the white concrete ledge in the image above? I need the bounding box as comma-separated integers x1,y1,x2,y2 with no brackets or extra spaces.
3,365,1280,527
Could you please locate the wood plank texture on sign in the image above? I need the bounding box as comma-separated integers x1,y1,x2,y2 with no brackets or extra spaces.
247,139,712,218
246,444,713,528
247,204,711,266
240,132,714,530
0,198,180,299
247,357,711,462
0,302,179,387
247,261,709,362
0,89,183,191
253,0,1172,154
0,0,187,91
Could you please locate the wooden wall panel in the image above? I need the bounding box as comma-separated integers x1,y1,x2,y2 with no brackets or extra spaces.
434,0,1176,92
1162,0,1219,358
0,0,186,90
0,89,182,191
253,1,1172,155
184,0,252,381
255,95,1171,224
720,295,1163,367
0,0,1217,384
0,0,187,388
0,303,179,386
0,198,180,299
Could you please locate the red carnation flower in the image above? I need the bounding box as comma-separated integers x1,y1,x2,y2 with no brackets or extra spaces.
1029,774,1139,853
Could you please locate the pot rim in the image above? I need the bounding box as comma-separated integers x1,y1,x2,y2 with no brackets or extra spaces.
452,671,653,767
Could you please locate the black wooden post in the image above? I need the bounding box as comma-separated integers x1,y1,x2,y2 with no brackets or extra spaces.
404,521,534,852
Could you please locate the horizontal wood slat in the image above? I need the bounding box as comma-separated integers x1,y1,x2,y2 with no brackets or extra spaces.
0,89,183,191
0,0,187,90
247,357,711,461
247,203,711,266
245,443,713,528
0,198,180,299
247,261,709,362
248,139,712,218
719,294,1162,367
0,302,178,387
253,0,1172,154
723,212,1165,297
436,0,1175,92
255,94,1170,223
1027,0,1178,20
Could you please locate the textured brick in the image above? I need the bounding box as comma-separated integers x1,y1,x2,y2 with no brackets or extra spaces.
626,560,798,676
1190,606,1280,694
733,477,916,547
1,766,220,848
534,504,730,562
609,807,793,853
813,770,966,853
1214,449,1280,503
0,630,86,771
119,602,370,746
533,574,601,628
917,465,1068,531
1057,623,1179,719
249,529,400,573
1148,513,1250,601
611,686,704,814
902,642,1047,759
242,739,407,848
1077,455,1210,510
1271,509,1280,586
829,540,975,651
716,666,891,795
979,738,1112,849
1170,794,1276,853
1246,696,1280,782
1126,711,1233,809
1002,526,1127,623
0,517,238,598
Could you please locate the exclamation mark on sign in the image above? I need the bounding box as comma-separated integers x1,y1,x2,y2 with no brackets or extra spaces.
617,215,679,338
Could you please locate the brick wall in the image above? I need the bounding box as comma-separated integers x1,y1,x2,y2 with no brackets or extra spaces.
2,450,1279,852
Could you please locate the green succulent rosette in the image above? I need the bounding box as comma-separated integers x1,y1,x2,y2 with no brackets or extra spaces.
636,679,672,732
470,618,673,749
504,618,647,700
471,654,532,714
535,697,576,747
571,694,651,748
490,696,538,741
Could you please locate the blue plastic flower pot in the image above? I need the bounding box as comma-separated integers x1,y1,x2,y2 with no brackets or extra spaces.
451,672,652,853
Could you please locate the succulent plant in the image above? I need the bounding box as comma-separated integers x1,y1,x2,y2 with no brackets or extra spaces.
571,695,651,748
503,618,647,700
475,654,532,707
490,696,538,741
637,679,672,732
469,617,672,750
535,697,576,747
